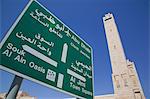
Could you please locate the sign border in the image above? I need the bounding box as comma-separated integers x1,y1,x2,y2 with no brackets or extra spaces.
0,0,94,99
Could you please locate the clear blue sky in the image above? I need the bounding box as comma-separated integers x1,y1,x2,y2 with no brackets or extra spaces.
0,0,149,99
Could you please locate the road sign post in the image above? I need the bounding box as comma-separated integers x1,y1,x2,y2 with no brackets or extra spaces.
0,0,94,99
5,75,23,99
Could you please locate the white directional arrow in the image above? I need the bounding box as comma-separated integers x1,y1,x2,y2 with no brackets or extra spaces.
61,43,68,63
22,45,58,67
67,69,86,82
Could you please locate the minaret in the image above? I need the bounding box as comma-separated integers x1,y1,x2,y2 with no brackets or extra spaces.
103,13,145,99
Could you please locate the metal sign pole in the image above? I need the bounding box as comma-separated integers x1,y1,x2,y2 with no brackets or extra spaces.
5,75,23,99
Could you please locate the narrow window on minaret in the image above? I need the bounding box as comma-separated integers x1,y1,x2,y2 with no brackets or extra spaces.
114,75,120,88
114,45,116,49
122,74,128,87
130,75,138,87
110,29,112,32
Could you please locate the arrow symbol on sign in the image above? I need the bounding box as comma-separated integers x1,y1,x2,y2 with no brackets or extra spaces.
67,69,86,82
22,45,58,67
61,43,68,63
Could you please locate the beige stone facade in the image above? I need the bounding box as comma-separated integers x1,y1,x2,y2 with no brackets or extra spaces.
96,13,146,99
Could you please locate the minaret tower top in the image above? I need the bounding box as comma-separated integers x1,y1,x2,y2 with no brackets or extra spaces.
103,13,128,74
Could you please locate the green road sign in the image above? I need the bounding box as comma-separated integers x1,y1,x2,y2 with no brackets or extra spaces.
0,0,93,98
